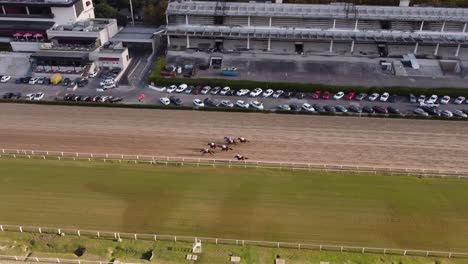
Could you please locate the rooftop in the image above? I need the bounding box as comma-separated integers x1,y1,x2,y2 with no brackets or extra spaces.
167,1,468,22
0,0,79,6
50,19,115,33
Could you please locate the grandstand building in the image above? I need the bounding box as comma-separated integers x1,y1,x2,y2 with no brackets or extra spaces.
165,0,468,66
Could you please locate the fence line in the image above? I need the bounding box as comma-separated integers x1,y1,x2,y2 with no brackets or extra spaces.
0,254,140,264
1,148,468,179
0,224,467,259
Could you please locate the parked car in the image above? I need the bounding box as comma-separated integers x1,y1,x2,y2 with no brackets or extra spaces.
333,91,345,100
33,92,44,100
36,77,46,84
301,103,315,112
62,78,71,86
250,88,263,97
21,77,31,84
166,85,177,93
278,104,291,111
441,110,453,117
453,109,468,118
355,93,367,101
344,91,356,100
169,96,182,106
463,109,468,115
99,78,113,87
109,97,123,103
417,95,426,103
250,100,264,110
201,86,211,95
421,106,440,116
272,90,284,98
368,93,379,101
193,86,203,94
322,91,331,100
236,100,249,108
25,93,36,100
372,106,388,114
236,89,250,96
182,64,194,77
204,98,220,107
414,108,429,116
175,83,188,93
312,104,325,112
210,86,221,95
387,106,401,115
262,89,274,97
29,77,39,85
348,105,362,113
184,86,194,94
440,96,450,105
324,105,336,112
427,94,438,104
227,89,237,96
409,94,417,103
159,97,170,105
2,92,14,99
283,91,294,99
362,106,375,113
311,90,321,99
296,93,305,99
221,100,234,108
193,99,204,107
219,86,231,95
0,75,11,83
335,105,348,113
379,92,390,102
290,104,301,111
160,65,177,77
89,71,98,78
454,96,466,105
78,78,88,87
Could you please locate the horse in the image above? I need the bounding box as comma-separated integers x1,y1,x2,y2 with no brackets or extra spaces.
208,142,217,149
200,148,215,155
238,137,249,143
217,144,233,151
234,154,248,161
224,136,238,145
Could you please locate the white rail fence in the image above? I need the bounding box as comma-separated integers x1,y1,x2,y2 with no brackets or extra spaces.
0,224,467,260
0,255,139,264
1,148,468,178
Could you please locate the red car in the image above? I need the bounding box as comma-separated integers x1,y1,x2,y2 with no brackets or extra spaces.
312,90,321,99
345,91,356,100
322,91,331,100
193,85,203,94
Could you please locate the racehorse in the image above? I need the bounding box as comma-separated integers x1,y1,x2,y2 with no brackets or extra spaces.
238,137,249,143
208,142,217,149
200,148,215,155
224,136,238,145
234,154,248,160
217,144,233,151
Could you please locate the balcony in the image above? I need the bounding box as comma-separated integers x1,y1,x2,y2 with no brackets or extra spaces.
0,13,54,18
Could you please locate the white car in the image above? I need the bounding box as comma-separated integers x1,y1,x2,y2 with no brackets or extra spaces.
272,90,284,98
441,110,453,117
333,91,344,100
250,88,263,97
236,100,249,108
454,96,466,104
201,86,211,95
33,92,44,100
29,77,39,85
160,97,170,105
193,99,204,107
417,95,426,103
453,109,468,118
26,93,35,100
278,104,291,111
221,100,234,108
1,75,11,82
440,96,450,105
99,79,114,87
414,108,428,116
166,85,177,93
368,93,380,101
262,89,274,97
89,71,98,78
236,89,250,96
151,86,166,92
250,100,264,110
427,94,438,104
175,84,188,93
103,83,116,90
379,92,390,102
220,86,230,95
301,103,315,112
37,77,45,84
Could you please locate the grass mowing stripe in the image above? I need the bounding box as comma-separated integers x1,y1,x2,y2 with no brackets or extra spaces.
0,158,467,251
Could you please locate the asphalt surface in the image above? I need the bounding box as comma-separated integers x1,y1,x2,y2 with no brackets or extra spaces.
1,80,468,117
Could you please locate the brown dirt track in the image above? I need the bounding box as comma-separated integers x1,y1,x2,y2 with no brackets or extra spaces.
1,103,468,172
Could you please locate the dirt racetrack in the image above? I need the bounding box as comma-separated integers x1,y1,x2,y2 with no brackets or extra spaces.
1,103,468,172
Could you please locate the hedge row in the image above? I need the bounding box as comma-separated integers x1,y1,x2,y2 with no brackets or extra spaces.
149,57,468,97
1,99,466,122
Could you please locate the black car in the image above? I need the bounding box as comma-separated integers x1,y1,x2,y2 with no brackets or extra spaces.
2,92,14,99
421,106,440,116
15,78,22,84
388,94,398,103
169,96,182,106
290,104,301,111
73,95,81,101
182,64,194,77
63,94,75,101
362,106,374,113
324,105,336,112
387,106,401,115
81,96,91,102
348,105,362,113
463,109,468,115
372,106,388,114
204,98,220,107
296,93,305,99
78,79,89,87
92,96,101,102
227,89,237,96
44,78,51,85
12,92,21,99
312,104,325,113
283,92,293,99
62,78,71,86
21,77,30,84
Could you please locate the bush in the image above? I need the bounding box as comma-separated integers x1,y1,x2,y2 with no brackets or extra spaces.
149,57,468,97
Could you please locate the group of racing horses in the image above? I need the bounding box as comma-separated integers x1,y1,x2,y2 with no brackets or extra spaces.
200,137,250,160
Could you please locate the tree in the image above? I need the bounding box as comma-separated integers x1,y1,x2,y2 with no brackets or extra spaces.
143,0,169,26
94,0,127,26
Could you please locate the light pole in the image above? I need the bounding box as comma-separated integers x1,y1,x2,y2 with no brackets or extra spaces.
129,0,135,25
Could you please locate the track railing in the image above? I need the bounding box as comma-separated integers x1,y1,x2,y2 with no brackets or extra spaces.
1,148,468,178
0,224,467,259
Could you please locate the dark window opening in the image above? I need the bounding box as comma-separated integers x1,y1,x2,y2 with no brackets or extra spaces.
295,43,304,54
381,21,391,30
214,16,224,25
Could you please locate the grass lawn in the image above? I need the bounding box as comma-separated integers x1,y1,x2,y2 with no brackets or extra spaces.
0,158,468,252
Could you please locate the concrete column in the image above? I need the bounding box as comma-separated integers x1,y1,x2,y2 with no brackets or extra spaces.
434,43,440,56
165,14,169,25
414,42,419,54
419,20,424,31
247,16,250,27
354,19,359,31
350,40,355,53
463,23,467,33
269,16,272,27
455,44,461,57
1,5,6,15
329,39,334,53
441,21,446,32
247,36,250,49
267,37,271,51
25,6,30,15
167,35,171,46
185,15,188,25
332,19,336,30
186,35,190,48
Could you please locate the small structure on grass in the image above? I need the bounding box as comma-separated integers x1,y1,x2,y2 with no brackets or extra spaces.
186,254,198,261
192,239,202,254
230,256,241,263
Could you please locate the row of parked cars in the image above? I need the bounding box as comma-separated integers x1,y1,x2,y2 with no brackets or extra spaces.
413,107,468,118
60,94,123,103
2,92,44,100
409,94,468,106
11,76,89,88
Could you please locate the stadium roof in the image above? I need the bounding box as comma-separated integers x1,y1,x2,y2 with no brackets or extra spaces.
167,1,468,23
166,25,468,44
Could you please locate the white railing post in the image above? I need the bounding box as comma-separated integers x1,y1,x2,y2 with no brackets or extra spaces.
0,225,3,231
19,226,23,232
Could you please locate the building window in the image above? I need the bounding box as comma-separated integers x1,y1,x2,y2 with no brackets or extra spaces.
86,1,91,6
